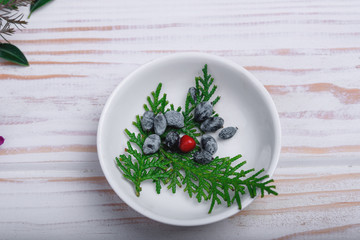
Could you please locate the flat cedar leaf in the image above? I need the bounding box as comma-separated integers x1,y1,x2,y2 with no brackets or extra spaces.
29,0,54,17
0,43,29,66
117,64,278,213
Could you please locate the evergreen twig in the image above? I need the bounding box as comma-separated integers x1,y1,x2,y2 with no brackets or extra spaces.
116,65,278,213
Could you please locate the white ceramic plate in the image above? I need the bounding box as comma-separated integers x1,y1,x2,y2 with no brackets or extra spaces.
97,53,281,226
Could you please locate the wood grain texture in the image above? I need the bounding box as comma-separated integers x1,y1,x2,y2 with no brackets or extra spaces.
1,0,360,239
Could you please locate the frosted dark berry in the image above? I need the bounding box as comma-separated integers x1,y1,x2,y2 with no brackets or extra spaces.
188,87,197,102
219,127,238,139
165,110,184,128
143,134,161,155
141,111,155,131
194,101,213,122
164,131,180,151
193,150,213,164
200,116,224,132
154,113,167,135
201,135,217,155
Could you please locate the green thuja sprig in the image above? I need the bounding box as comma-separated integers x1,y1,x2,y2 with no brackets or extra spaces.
195,64,221,106
116,64,278,213
116,129,170,196
143,83,169,114
177,64,220,140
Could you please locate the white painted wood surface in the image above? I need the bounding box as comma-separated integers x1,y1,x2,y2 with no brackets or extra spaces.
1,0,360,239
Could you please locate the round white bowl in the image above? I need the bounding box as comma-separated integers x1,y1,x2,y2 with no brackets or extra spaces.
97,53,281,226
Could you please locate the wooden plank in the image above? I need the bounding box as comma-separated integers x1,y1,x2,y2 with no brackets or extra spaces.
0,0,360,238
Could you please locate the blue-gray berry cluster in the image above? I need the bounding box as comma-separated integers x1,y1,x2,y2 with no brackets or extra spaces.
140,91,238,159
141,110,185,155
192,135,217,164
190,99,238,164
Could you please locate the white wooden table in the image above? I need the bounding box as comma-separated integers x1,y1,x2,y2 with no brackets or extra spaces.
1,0,360,239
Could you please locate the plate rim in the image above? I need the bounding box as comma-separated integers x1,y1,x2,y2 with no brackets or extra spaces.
97,52,281,226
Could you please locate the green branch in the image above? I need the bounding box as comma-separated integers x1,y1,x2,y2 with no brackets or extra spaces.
115,64,278,213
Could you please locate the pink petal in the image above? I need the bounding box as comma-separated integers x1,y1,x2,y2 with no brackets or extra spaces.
0,136,4,146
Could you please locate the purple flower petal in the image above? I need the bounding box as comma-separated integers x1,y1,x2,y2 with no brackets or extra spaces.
0,136,4,146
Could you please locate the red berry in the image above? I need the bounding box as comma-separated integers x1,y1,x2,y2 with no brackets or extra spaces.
179,135,196,153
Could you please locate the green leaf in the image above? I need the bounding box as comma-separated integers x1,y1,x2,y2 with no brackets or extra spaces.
0,43,29,66
29,0,54,18
116,65,278,213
